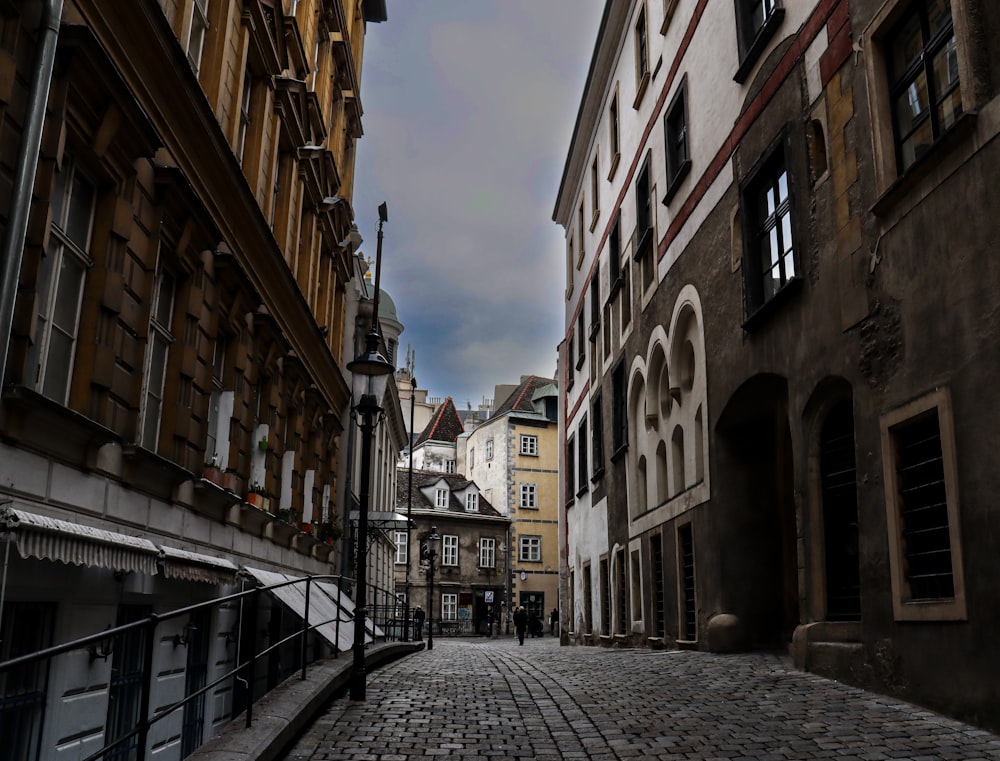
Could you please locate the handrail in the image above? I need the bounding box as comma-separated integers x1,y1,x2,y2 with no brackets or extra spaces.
0,572,404,761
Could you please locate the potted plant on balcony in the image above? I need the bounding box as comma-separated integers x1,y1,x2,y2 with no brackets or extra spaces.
202,455,224,486
317,521,341,545
247,482,270,513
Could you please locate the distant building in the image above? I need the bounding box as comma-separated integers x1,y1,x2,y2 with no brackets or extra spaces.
463,376,559,631
555,0,1000,732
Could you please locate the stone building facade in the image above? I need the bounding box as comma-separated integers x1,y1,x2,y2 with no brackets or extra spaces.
0,1,389,759
555,0,1000,731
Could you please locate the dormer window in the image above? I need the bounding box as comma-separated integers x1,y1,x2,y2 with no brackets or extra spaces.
466,493,479,512
435,488,448,508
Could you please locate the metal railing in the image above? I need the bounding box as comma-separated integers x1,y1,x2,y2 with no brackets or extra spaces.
0,573,404,761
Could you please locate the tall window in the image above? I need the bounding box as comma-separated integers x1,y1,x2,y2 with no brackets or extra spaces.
32,154,95,403
442,534,459,566
566,435,576,502
395,530,408,564
887,0,961,172
742,141,797,320
485,439,494,460
519,535,541,562
635,152,654,292
205,337,227,463
465,493,479,512
469,448,475,468
592,391,606,479
663,79,691,203
236,71,252,164
609,91,620,170
435,488,448,508
187,0,210,75
446,460,456,473
612,360,628,454
589,275,601,344
590,155,600,223
678,524,697,641
577,416,588,495
634,4,649,101
441,593,458,621
520,482,537,509
520,435,538,456
609,212,622,290
577,202,586,266
140,263,177,450
734,0,784,83
576,309,586,368
480,537,496,568
0,602,54,761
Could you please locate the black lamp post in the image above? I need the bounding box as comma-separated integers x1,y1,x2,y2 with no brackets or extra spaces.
426,527,439,650
403,375,416,641
346,203,393,702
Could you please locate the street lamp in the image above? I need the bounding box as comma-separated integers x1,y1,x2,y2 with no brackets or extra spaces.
425,527,439,650
403,375,416,642
346,203,393,702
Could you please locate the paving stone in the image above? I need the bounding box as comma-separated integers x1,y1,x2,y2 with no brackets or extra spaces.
280,638,1000,760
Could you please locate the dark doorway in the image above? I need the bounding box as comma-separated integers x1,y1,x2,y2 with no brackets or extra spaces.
181,608,211,758
106,604,152,761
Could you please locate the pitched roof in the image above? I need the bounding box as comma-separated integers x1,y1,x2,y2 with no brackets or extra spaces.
493,375,556,417
415,397,465,446
395,469,503,517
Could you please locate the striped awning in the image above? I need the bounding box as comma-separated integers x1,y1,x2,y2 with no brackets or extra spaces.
159,545,239,584
241,566,381,651
0,507,159,575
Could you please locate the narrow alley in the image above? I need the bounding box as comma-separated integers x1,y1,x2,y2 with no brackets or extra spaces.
283,638,1000,760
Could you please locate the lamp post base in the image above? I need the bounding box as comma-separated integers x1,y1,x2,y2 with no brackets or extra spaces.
350,651,366,701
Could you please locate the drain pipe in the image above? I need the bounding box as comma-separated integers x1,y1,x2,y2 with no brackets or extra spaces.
0,0,63,389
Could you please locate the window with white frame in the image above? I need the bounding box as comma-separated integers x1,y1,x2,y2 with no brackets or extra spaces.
519,535,541,562
441,593,458,621
435,488,448,508
520,434,538,456
139,262,177,451
446,460,456,473
485,439,494,460
236,70,252,165
442,534,459,566
205,336,227,463
395,530,408,564
465,493,479,512
520,483,537,509
609,88,621,178
634,3,650,106
32,153,95,404
480,537,496,568
187,0,210,76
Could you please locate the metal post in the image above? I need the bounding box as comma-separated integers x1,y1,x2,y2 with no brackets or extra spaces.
427,546,435,650
136,615,158,761
244,587,260,729
301,577,311,681
350,396,377,700
403,376,416,641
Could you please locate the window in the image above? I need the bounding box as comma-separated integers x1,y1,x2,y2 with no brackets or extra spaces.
566,435,576,504
395,530,408,564
609,90,621,178
592,391,606,480
620,259,632,329
442,535,459,566
520,435,538,456
589,275,601,343
205,337,228,464
187,0,210,76
469,448,475,468
633,4,650,107
566,236,575,297
577,416,589,496
485,439,494,460
435,488,448,508
446,460,456,474
661,0,679,34
520,483,537,509
678,524,697,640
140,263,177,451
465,493,479,512
635,152,655,292
577,202,586,266
32,154,95,404
886,0,962,172
590,155,600,226
441,593,457,621
519,535,541,562
0,602,55,761
237,71,252,164
741,138,798,322
663,78,691,204
480,537,496,568
609,212,622,292
734,0,785,84
612,360,628,455
880,389,966,621
576,308,586,369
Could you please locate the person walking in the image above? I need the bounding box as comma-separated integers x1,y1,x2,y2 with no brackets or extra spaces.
513,606,528,645
413,606,425,640
549,607,559,637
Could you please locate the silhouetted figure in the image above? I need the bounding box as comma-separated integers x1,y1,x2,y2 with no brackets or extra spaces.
513,606,528,645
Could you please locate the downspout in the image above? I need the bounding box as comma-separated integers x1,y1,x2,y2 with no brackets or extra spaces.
0,0,63,389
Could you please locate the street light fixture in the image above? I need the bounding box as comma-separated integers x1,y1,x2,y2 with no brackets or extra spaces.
346,203,393,702
425,527,439,650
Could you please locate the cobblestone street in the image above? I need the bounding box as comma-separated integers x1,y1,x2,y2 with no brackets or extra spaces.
282,637,1000,760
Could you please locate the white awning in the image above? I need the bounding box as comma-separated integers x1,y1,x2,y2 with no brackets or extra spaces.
159,546,238,584
241,566,381,651
348,511,411,528
0,507,159,576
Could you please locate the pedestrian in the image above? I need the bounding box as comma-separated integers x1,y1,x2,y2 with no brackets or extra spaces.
549,607,559,637
513,605,528,645
529,611,541,637
413,606,425,640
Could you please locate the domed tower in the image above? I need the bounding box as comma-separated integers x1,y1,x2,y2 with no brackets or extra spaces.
377,285,404,368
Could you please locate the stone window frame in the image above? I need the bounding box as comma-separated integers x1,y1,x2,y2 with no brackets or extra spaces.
862,0,979,201
520,482,538,509
441,534,459,567
662,75,691,206
879,387,967,622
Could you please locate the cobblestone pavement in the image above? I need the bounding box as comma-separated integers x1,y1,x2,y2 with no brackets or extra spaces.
283,637,1000,761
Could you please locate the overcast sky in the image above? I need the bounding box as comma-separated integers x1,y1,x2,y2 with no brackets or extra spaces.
352,0,605,410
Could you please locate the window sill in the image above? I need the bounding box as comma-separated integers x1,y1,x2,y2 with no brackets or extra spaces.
607,152,621,181
575,353,586,371
734,7,785,85
633,226,653,261
741,276,803,331
591,467,605,484
589,321,600,342
632,71,650,110
660,0,678,34
565,497,576,509
575,484,589,498
607,274,623,304
662,159,691,206
589,209,601,232
871,111,978,218
610,443,628,463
